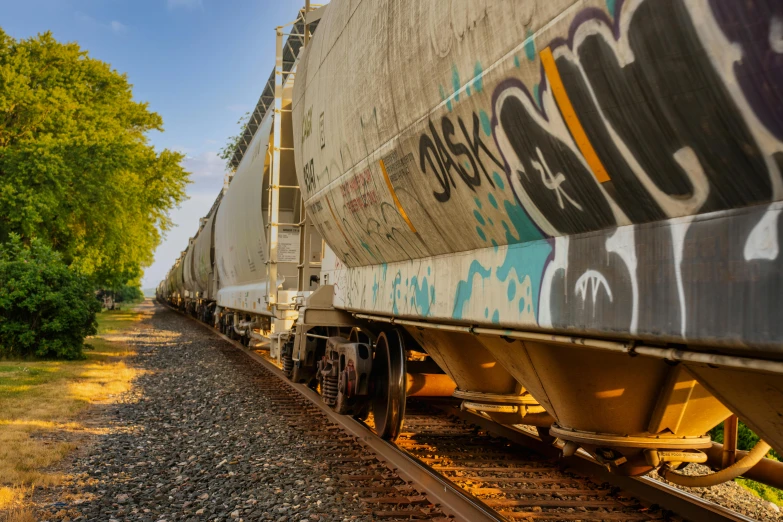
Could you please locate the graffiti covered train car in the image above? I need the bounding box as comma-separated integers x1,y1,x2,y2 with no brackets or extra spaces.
162,0,783,486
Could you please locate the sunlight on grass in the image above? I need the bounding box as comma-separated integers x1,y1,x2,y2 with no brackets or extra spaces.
0,486,35,522
96,309,143,335
737,478,783,507
0,305,147,515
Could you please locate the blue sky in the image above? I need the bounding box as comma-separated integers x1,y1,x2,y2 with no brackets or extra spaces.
0,0,309,289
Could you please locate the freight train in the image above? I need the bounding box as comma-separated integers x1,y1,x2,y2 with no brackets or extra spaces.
159,0,783,488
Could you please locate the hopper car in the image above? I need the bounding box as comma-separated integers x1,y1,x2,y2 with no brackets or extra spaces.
159,0,783,488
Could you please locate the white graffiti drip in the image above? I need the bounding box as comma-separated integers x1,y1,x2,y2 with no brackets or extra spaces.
670,215,694,339
744,205,781,261
771,17,783,54
605,226,638,335
574,270,613,314
531,147,584,211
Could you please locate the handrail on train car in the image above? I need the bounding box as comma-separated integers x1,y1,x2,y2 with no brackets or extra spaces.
351,314,783,375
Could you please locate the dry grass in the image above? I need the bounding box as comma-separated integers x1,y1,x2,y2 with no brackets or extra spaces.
0,487,35,522
0,307,145,518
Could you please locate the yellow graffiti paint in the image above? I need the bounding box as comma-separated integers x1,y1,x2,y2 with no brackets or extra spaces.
379,159,418,234
325,196,354,250
539,47,611,184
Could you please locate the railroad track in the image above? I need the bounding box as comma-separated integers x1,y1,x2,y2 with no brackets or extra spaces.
172,305,757,522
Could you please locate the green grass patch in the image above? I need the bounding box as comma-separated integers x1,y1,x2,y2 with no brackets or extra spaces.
96,309,143,334
0,306,144,509
737,478,783,507
710,421,782,504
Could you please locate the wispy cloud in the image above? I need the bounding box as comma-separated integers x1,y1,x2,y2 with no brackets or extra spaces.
75,12,128,35
110,21,128,34
167,0,203,10
75,12,95,24
182,151,226,181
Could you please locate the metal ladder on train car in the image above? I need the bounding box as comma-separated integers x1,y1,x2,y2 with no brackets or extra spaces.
264,3,324,312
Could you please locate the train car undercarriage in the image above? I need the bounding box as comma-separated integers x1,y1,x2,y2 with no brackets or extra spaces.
263,285,783,491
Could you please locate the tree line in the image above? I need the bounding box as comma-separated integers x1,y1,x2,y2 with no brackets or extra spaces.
0,29,190,358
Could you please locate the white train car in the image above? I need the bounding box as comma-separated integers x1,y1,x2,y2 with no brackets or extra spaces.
161,1,783,488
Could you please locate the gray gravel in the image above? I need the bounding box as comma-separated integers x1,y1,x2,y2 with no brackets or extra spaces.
650,464,782,521
38,302,404,521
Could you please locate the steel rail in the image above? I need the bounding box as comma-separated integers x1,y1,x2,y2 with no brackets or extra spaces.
440,404,756,522
170,304,757,522
178,306,503,522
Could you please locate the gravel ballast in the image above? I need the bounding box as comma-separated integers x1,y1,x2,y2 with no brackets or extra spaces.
37,301,781,521
39,302,440,521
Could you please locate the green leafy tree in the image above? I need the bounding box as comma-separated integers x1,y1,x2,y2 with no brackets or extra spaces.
0,235,100,359
710,421,780,461
219,111,250,168
0,29,190,288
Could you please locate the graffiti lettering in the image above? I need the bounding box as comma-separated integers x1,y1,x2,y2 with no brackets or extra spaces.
459,112,504,183
419,113,504,203
428,0,488,58
339,168,380,213
531,147,582,212
495,0,778,237
301,106,312,143
308,200,323,214
381,150,415,184
303,158,316,193
510,0,783,343
319,111,325,149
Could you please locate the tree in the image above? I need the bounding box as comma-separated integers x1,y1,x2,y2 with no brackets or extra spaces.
218,111,249,168
0,29,190,289
0,235,100,359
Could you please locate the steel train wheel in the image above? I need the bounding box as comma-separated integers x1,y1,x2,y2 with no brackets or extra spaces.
370,330,406,440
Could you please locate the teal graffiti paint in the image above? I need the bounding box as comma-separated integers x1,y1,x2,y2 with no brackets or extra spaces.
488,193,498,209
491,239,499,253
452,64,460,102
503,199,542,244
473,210,485,226
479,110,491,137
391,271,402,315
495,241,551,320
360,240,377,260
484,307,489,318
474,197,483,209
452,260,491,319
524,29,536,61
491,310,500,324
507,279,516,301
473,61,483,93
410,276,433,316
476,226,486,241
514,55,520,68
492,171,505,190
372,274,379,304
606,0,616,15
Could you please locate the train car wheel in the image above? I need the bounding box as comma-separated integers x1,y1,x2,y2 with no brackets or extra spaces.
370,330,406,440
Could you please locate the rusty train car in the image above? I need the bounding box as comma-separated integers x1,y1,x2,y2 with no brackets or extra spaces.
160,0,783,488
